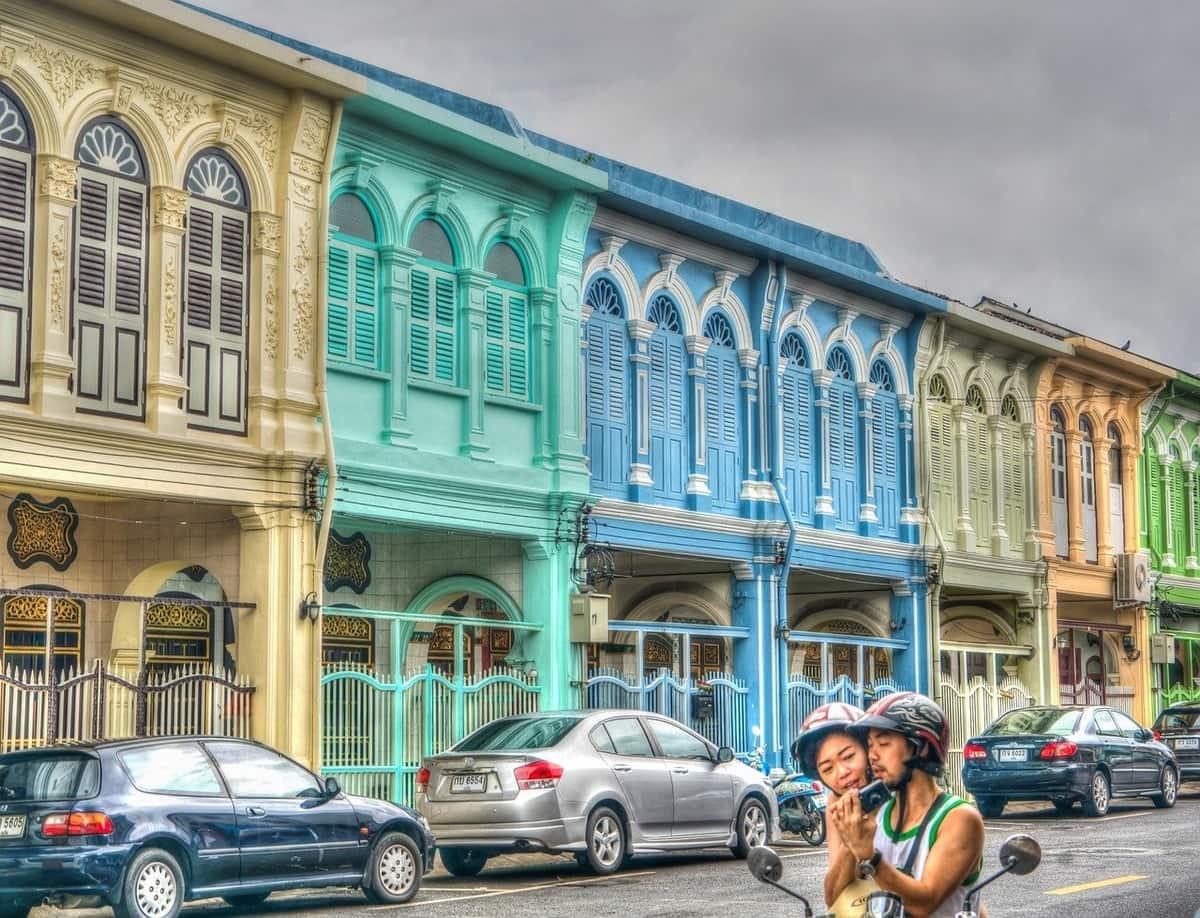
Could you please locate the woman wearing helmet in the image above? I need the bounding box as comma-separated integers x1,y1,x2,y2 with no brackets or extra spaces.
829,692,985,918
792,703,878,915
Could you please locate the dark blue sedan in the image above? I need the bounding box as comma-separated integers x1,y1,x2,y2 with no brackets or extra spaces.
0,736,434,918
961,705,1179,818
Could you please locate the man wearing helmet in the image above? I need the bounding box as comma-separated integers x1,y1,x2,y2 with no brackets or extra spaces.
792,702,877,915
829,692,985,918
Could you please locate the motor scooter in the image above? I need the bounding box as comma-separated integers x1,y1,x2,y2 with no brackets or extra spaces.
745,832,1042,917
741,725,827,846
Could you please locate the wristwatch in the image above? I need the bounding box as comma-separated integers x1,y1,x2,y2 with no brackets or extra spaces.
858,849,882,880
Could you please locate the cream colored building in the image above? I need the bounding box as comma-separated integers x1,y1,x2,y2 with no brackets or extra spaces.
0,0,357,764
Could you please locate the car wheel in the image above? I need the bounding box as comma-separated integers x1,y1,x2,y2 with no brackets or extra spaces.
1152,765,1178,809
582,806,626,875
440,847,489,878
113,847,184,918
1053,799,1076,815
974,796,1006,818
1081,770,1111,817
222,893,270,911
731,797,770,858
364,831,422,904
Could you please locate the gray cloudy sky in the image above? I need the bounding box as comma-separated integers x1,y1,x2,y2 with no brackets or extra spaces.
199,0,1200,371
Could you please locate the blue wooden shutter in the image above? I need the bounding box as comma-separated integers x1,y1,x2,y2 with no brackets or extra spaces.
326,243,350,359
585,316,628,494
829,380,858,529
649,331,687,504
872,392,899,537
0,149,31,400
705,348,740,510
781,367,814,523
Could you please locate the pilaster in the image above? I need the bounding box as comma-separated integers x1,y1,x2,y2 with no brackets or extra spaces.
1095,435,1114,566
145,186,188,436
898,394,920,534
857,381,879,533
1160,454,1176,569
987,415,1008,555
685,334,710,506
458,268,492,460
1185,462,1199,570
1065,430,1085,562
627,318,654,492
953,404,975,552
247,211,282,450
1023,423,1040,559
382,245,419,445
521,537,577,709
813,369,834,523
28,154,76,418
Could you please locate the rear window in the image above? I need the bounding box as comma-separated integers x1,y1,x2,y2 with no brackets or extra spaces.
0,753,100,802
455,716,582,752
1156,709,1200,731
119,743,224,796
987,708,1080,737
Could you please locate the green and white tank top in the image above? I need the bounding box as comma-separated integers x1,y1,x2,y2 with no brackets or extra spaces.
873,793,982,918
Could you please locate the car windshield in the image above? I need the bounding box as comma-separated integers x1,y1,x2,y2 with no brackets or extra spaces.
1156,709,1200,731
0,753,100,802
455,716,582,752
987,708,1080,737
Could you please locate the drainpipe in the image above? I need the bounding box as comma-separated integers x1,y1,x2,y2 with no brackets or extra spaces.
767,261,796,769
314,98,345,608
918,318,950,697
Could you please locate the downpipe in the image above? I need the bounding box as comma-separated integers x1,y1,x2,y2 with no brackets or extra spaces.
918,317,950,696
767,261,797,770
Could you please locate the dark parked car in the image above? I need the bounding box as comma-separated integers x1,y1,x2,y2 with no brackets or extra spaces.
1153,704,1200,782
0,736,434,918
962,705,1179,818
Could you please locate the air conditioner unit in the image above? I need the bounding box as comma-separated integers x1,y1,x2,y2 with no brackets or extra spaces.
569,592,610,644
1150,633,1176,665
1114,552,1152,606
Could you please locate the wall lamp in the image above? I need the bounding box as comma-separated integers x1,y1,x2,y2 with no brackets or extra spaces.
1122,633,1141,662
299,591,321,623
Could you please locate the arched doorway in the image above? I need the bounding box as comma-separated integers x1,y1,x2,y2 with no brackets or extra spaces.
142,567,233,676
787,613,893,684
402,578,521,678
938,606,1026,685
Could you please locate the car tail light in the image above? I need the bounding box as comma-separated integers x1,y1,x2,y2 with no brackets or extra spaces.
1153,730,1162,742
416,767,431,794
42,812,113,838
963,743,987,761
1039,741,1078,761
514,760,563,791
811,781,823,793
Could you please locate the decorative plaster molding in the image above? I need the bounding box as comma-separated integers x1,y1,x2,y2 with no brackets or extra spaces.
252,212,281,255
49,222,65,329
153,187,188,230
105,66,137,114
600,234,628,266
163,252,178,346
787,274,914,329
38,156,76,201
242,112,279,169
26,41,94,106
289,176,317,209
298,110,331,159
659,253,685,285
347,149,382,189
213,101,247,144
264,267,280,359
142,81,203,140
427,178,462,215
291,221,315,360
501,203,530,239
592,206,759,276
290,153,323,182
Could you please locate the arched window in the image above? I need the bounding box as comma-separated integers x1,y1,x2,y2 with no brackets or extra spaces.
1080,417,1098,562
646,293,686,505
780,333,814,523
965,386,992,549
825,347,857,530
1107,424,1125,552
0,84,33,403
1,588,84,677
74,119,148,418
703,311,740,511
183,150,249,432
408,217,457,384
1050,407,1068,556
869,360,899,537
927,374,955,536
1000,394,1025,553
327,193,379,371
583,277,628,496
483,242,529,399
321,610,375,667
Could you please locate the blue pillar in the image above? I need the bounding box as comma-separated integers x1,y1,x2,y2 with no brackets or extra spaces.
732,565,776,760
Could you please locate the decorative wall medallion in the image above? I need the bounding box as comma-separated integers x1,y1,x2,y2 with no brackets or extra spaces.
298,111,330,158
242,112,278,168
6,494,79,572
115,83,133,112
264,269,279,359
289,175,316,208
323,530,371,593
145,602,209,631
291,222,314,359
49,222,65,328
164,253,178,346
153,187,188,230
252,212,281,254
26,42,95,106
39,156,76,201
0,45,15,75
141,82,202,140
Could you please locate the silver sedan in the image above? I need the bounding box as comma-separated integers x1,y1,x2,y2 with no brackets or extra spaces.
415,710,779,877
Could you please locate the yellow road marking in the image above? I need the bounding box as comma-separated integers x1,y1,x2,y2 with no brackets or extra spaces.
1045,875,1148,896
1091,810,1158,822
368,869,658,909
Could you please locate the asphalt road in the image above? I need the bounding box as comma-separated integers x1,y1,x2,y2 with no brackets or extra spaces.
38,788,1200,918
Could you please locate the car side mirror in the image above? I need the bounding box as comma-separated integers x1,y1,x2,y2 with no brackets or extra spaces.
324,776,341,797
716,746,734,763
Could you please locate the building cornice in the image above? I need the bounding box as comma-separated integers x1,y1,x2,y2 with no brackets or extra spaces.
591,207,759,276
786,273,914,329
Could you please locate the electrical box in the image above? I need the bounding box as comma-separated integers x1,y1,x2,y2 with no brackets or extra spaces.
1150,633,1176,666
570,592,610,644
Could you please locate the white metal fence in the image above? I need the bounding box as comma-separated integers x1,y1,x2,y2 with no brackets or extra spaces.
939,675,1036,798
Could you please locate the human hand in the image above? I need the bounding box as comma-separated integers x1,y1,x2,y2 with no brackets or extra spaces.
830,787,875,860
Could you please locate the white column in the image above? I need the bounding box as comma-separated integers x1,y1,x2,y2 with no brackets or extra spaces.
858,381,878,523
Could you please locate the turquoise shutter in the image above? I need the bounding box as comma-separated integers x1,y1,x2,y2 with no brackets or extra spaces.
507,293,527,398
434,274,456,382
352,251,377,366
485,288,505,392
409,266,431,377
327,244,350,359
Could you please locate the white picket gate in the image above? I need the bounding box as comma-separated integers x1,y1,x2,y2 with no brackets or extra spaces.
939,676,1036,798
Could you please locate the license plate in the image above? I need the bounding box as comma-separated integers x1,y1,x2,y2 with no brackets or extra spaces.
1175,737,1199,751
0,815,25,838
450,773,488,794
997,747,1027,763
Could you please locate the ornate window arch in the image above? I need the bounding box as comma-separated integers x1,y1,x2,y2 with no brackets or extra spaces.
74,118,149,418
0,83,33,403
408,217,458,384
327,192,381,372
703,309,740,510
647,291,682,332
583,276,630,496
780,332,814,523
183,149,250,432
483,241,530,400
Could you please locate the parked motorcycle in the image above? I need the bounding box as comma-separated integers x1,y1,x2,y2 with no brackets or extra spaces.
741,725,827,847
746,832,1042,917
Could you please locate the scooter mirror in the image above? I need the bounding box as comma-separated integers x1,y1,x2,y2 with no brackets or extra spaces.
998,834,1041,876
747,845,783,883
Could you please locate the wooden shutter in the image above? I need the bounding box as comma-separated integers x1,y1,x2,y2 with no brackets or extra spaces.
1002,420,1025,554
585,316,629,494
929,402,955,536
781,367,814,522
1147,459,1162,557
828,380,857,529
648,332,686,504
1051,429,1069,556
409,266,431,377
409,264,456,383
507,293,528,398
705,348,739,510
485,289,505,393
1171,463,1187,565
0,148,31,401
873,392,899,537
184,201,247,431
326,243,350,359
434,274,455,382
352,251,377,366
967,413,992,547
